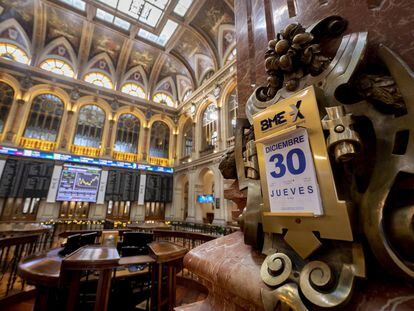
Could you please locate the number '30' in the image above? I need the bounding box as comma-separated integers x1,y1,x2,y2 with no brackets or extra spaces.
269,148,306,178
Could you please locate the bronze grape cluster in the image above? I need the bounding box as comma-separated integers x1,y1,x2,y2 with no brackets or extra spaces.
259,23,330,101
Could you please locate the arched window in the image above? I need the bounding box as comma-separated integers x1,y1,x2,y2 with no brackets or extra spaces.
153,93,175,107
182,119,193,158
40,58,75,78
200,69,214,85
73,105,105,148
227,88,238,137
114,113,140,153
23,94,64,141
0,82,14,133
121,83,146,98
225,48,237,65
202,103,218,151
84,72,113,89
149,121,170,159
0,43,29,64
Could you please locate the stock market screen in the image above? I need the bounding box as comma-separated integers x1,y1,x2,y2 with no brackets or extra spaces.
56,164,101,202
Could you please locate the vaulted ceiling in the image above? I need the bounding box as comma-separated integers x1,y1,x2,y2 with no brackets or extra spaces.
0,0,236,104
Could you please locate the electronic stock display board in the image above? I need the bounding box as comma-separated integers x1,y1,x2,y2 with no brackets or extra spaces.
56,165,101,202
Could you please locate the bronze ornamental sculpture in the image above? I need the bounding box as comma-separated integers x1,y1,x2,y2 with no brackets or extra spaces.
219,15,414,310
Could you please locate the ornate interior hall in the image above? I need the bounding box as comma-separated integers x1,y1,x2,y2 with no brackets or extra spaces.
0,0,413,310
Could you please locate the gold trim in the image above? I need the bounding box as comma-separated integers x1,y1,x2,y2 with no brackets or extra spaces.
253,86,353,258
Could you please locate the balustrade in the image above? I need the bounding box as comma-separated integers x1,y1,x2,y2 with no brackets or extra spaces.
70,145,101,157
0,230,52,298
20,137,56,151
148,156,171,167
112,151,142,162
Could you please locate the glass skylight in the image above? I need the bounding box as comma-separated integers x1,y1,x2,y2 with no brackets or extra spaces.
173,0,193,17
57,0,86,11
138,19,178,46
95,0,168,27
96,8,131,30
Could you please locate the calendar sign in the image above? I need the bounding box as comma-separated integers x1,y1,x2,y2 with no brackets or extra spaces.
252,86,353,246
262,127,323,215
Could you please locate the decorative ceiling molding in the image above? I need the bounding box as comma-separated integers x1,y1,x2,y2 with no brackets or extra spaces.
170,50,197,89
82,52,116,80
148,53,166,98
155,76,177,100
218,24,236,66
0,18,32,57
77,21,95,79
114,38,133,89
176,74,193,102
32,0,47,66
188,23,220,71
35,36,78,73
0,0,235,102
120,65,148,91
195,53,215,84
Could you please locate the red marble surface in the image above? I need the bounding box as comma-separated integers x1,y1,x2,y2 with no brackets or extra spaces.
181,231,266,310
180,232,414,311
235,0,414,115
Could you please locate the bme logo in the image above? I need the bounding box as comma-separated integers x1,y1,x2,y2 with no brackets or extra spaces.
260,100,304,132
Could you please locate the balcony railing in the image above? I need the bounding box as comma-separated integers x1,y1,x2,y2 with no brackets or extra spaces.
70,145,101,157
113,151,142,162
200,145,216,157
20,137,56,151
0,228,53,299
179,155,191,164
148,156,171,167
170,221,238,236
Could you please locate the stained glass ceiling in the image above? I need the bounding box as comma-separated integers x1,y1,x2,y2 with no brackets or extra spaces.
56,0,194,46
95,0,168,27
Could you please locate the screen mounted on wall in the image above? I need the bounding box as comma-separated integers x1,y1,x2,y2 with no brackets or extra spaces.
56,164,102,202
197,195,214,204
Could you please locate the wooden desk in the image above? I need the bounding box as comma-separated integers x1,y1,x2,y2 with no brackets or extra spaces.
18,248,62,287
61,246,120,311
18,243,185,311
18,248,63,310
119,255,155,266
18,246,155,311
149,241,187,311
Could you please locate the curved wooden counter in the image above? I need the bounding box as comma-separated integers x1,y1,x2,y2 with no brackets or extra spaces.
18,241,186,311
18,248,62,287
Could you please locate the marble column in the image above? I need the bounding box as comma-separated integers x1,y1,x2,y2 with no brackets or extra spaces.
215,106,222,152
172,133,178,166
141,127,150,162
191,122,197,159
105,119,115,156
193,121,200,160
234,0,414,117
4,99,25,145
59,110,74,151
185,170,197,223
212,164,226,225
